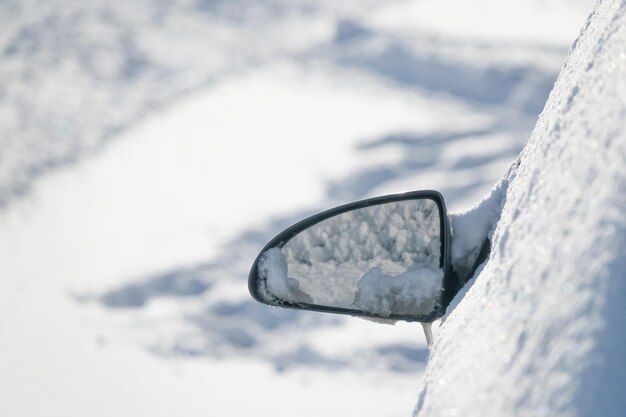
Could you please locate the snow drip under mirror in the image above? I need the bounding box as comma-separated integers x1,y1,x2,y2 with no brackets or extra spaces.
257,199,443,317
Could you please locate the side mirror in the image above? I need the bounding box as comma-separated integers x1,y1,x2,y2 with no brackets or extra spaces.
248,191,457,323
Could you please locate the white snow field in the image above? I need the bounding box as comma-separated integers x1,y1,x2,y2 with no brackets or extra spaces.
0,1,595,416
417,1,626,416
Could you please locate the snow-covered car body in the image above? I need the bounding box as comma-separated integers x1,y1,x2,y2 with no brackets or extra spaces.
248,1,626,416
416,1,626,415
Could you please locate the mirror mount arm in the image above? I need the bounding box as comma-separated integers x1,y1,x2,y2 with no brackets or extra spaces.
443,236,491,307
468,237,491,284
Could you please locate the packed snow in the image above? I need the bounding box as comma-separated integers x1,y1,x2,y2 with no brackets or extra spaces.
258,247,314,304
448,164,514,279
0,1,595,416
353,266,442,317
416,1,626,416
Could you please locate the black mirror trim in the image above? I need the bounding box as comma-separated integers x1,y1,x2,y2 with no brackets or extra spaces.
248,190,454,323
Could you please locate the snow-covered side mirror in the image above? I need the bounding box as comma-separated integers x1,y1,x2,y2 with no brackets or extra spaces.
248,191,457,323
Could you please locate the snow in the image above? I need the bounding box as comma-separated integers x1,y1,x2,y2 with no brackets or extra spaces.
416,1,626,416
448,163,515,278
0,1,595,416
258,247,313,304
354,267,442,317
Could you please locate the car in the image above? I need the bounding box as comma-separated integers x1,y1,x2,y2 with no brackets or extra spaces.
248,1,626,415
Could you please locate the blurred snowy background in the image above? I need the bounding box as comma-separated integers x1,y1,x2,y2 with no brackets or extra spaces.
0,1,593,416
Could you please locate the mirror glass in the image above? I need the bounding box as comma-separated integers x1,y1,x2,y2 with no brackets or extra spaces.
256,198,443,318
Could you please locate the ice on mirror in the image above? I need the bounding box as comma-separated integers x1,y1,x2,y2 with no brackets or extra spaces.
257,199,443,317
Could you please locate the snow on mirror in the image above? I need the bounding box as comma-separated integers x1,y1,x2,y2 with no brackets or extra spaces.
255,199,444,319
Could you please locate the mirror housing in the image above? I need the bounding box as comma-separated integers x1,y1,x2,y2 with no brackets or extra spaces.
248,191,457,323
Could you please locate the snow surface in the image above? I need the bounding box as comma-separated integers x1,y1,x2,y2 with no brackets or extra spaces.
0,1,595,416
416,1,626,416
